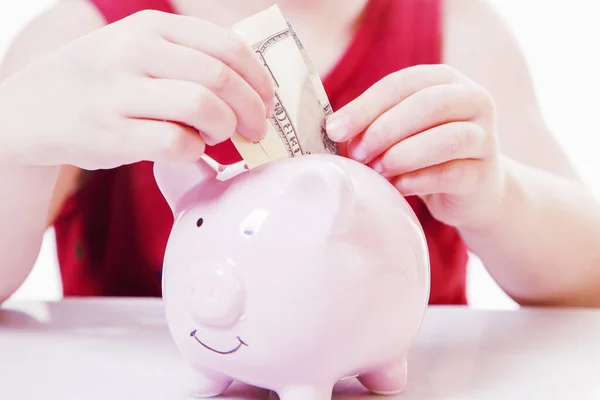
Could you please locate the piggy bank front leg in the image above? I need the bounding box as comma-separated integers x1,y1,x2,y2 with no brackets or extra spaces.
277,385,333,400
186,366,233,398
357,357,407,395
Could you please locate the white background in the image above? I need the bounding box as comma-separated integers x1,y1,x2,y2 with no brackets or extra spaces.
1,1,599,309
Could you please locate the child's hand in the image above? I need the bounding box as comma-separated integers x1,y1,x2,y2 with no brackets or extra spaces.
326,64,505,230
0,10,275,169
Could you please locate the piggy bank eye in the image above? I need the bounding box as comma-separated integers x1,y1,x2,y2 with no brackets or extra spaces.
196,218,204,227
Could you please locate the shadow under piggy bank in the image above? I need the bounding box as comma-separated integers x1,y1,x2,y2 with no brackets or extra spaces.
214,377,407,399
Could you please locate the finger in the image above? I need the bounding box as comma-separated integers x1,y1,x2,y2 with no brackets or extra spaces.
143,11,275,108
147,38,268,141
119,78,237,146
391,159,482,197
348,83,484,163
326,64,460,142
371,122,488,178
108,118,206,164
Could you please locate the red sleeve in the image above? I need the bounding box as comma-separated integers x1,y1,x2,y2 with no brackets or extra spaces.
87,0,175,23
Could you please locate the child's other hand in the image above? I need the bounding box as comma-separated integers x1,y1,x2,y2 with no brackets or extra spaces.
326,64,505,230
0,10,275,169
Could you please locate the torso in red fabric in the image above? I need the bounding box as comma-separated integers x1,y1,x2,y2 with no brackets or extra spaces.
54,0,469,304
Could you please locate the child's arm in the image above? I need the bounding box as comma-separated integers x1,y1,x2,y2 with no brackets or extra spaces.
0,2,106,302
0,1,275,302
327,0,600,307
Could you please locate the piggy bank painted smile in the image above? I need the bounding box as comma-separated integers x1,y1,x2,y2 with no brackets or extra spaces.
154,154,430,400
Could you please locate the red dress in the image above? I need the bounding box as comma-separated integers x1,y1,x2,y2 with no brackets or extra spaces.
54,0,469,304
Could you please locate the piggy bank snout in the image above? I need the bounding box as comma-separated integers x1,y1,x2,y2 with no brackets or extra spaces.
185,261,245,328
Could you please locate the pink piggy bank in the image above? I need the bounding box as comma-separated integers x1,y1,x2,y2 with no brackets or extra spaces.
154,154,430,399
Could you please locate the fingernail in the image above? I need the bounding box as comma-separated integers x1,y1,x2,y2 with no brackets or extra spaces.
266,98,277,117
253,119,268,143
371,159,384,174
351,142,370,163
326,115,349,142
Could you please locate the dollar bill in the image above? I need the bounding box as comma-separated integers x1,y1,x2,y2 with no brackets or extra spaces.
231,5,339,169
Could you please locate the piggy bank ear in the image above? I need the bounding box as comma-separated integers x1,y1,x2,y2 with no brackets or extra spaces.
153,158,217,214
284,160,355,231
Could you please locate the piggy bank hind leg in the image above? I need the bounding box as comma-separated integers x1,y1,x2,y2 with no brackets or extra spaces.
186,366,233,398
357,357,407,395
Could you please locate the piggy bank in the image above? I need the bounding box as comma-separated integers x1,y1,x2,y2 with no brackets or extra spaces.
154,154,430,399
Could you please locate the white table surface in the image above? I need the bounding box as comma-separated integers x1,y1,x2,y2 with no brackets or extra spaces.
1,298,599,400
